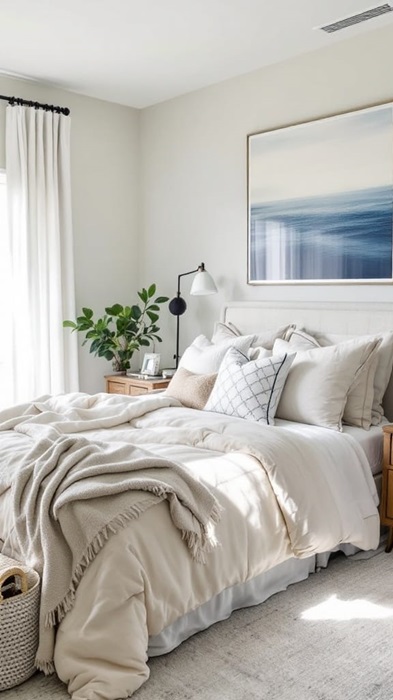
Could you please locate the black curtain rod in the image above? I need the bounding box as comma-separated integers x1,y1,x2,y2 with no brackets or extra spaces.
0,94,70,116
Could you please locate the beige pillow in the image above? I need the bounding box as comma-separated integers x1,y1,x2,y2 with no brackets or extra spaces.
273,336,381,431
165,367,217,410
310,329,393,425
283,329,380,429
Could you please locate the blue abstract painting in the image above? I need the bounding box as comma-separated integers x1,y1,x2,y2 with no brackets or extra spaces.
248,104,393,283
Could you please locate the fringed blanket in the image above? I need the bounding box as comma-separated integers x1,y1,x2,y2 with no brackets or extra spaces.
0,393,220,672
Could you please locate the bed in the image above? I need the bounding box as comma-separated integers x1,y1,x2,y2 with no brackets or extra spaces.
0,300,391,700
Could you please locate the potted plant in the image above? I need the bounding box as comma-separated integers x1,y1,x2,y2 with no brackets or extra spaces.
63,284,168,373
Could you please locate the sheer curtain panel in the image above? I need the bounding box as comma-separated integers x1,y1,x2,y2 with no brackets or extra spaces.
5,105,79,404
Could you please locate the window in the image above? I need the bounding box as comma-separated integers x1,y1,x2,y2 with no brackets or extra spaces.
0,172,12,407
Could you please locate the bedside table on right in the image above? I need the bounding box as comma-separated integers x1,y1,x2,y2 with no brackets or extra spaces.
381,424,393,553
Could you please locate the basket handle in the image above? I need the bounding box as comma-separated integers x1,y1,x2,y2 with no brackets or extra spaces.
0,567,28,602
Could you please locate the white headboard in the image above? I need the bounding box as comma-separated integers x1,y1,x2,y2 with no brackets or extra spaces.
222,301,393,422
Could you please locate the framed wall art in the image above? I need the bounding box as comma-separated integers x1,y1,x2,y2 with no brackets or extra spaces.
247,102,393,284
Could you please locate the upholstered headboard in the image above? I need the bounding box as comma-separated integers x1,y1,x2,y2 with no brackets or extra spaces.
222,301,393,422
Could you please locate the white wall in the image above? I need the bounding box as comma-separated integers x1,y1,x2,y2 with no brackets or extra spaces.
0,75,139,392
140,23,393,368
2,24,393,385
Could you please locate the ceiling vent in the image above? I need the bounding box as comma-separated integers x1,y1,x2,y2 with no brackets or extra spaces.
320,3,393,33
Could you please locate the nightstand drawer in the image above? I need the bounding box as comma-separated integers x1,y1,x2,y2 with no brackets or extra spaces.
106,380,126,395
129,386,148,396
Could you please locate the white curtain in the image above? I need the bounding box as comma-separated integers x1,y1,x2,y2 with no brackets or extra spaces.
5,104,79,404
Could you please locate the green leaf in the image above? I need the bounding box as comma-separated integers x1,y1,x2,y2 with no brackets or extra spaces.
78,321,94,331
85,330,98,339
96,317,109,332
63,320,76,328
146,311,159,324
82,307,93,319
155,296,169,304
138,288,148,304
148,283,156,298
105,304,123,316
76,315,92,325
131,305,142,320
89,339,102,353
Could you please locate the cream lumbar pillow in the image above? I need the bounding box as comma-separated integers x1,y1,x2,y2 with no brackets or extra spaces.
204,346,295,425
179,334,255,375
282,329,381,430
273,336,382,431
165,367,217,410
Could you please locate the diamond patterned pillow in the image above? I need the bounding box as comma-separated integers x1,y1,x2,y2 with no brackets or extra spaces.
204,347,295,425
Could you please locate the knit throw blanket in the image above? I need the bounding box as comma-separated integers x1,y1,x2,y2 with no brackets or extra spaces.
0,393,221,673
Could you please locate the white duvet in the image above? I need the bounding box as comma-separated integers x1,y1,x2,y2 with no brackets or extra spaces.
0,392,380,700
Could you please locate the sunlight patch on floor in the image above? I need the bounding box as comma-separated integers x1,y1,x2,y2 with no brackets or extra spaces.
301,594,393,620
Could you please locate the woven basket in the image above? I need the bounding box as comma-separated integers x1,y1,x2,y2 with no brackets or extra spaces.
0,554,40,691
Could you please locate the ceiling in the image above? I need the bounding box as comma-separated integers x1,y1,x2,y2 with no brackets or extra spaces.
0,0,393,109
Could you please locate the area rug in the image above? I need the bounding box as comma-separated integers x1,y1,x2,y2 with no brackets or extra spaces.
2,549,392,700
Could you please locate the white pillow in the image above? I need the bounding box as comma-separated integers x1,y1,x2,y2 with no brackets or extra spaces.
310,329,393,425
282,329,381,430
248,346,272,361
179,334,254,375
285,328,321,350
204,346,295,425
210,322,241,343
273,336,381,431
211,321,294,350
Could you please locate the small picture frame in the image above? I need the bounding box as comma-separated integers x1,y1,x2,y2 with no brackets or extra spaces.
141,353,161,376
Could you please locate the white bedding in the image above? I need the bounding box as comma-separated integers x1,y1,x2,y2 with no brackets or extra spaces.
0,392,380,700
274,419,384,476
342,423,385,476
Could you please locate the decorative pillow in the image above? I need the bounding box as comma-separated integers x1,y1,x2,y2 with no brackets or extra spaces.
204,347,295,425
211,322,242,343
165,367,217,410
285,328,321,350
179,334,255,375
211,321,294,351
273,336,382,431
278,332,381,429
305,329,393,426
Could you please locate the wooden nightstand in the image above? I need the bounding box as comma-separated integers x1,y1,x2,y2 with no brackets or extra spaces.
381,424,393,553
105,374,171,396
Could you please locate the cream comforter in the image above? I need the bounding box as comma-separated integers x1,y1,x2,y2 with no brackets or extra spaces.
0,392,380,700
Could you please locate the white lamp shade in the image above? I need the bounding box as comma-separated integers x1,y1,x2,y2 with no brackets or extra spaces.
190,269,217,296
